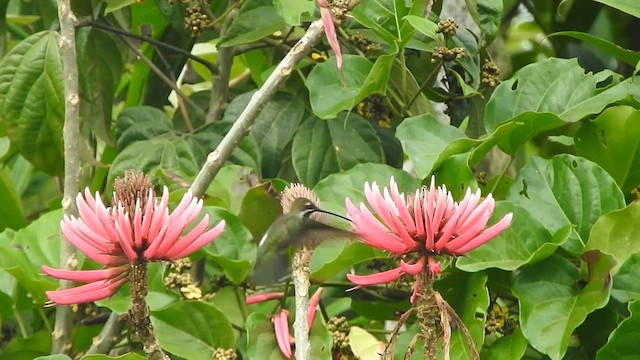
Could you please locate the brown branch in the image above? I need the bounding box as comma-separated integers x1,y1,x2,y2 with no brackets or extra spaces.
85,312,127,355
206,9,237,123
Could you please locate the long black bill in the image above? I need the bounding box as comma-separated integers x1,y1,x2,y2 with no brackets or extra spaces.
311,208,353,223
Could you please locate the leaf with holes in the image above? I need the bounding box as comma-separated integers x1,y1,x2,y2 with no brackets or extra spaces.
506,154,625,255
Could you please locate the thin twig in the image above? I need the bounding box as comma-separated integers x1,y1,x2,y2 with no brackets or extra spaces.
86,312,127,355
206,9,237,123
87,21,217,75
115,29,207,120
54,0,81,353
382,307,415,359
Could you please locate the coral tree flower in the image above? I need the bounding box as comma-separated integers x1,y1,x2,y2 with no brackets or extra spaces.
271,288,323,359
317,0,345,85
43,172,226,305
345,177,512,301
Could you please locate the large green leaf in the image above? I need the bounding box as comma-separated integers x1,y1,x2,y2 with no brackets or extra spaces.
310,241,383,282
0,31,64,175
0,168,26,230
512,253,615,360
108,135,198,190
307,54,394,119
292,114,385,187
219,0,286,47
550,31,640,67
482,328,528,360
114,106,173,152
223,92,303,177
575,106,640,192
238,184,281,241
506,155,625,255
434,271,489,359
611,253,640,303
204,165,258,214
594,0,640,18
596,300,640,359
351,0,423,49
484,58,634,153
202,207,256,284
79,354,146,360
152,301,235,359
187,121,262,175
273,0,314,26
1,331,51,360
584,201,640,272
313,163,418,215
76,27,124,143
457,202,571,272
396,114,477,180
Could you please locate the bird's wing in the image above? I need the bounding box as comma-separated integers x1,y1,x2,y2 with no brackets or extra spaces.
275,218,360,251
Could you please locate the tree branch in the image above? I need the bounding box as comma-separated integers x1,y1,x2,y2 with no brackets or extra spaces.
85,312,127,355
54,0,81,353
206,9,237,123
189,19,326,197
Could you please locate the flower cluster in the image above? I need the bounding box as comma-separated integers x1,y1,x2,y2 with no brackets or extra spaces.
270,288,323,359
43,175,225,305
345,177,512,301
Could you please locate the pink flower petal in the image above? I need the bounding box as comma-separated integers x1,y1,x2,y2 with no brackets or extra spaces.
427,256,441,276
451,213,512,254
318,0,344,85
246,292,284,305
41,265,127,283
400,257,425,276
308,287,323,329
272,310,292,359
45,273,127,305
347,267,403,287
160,220,226,260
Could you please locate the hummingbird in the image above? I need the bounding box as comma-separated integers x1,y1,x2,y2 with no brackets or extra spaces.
254,197,359,286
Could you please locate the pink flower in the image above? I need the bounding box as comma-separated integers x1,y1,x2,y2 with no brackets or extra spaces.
43,187,225,305
317,0,345,85
272,288,323,358
246,292,284,305
345,177,512,301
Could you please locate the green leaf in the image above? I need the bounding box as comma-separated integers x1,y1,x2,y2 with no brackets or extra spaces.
1,331,51,360
204,165,259,214
612,253,640,303
596,301,640,359
512,253,615,360
310,241,383,282
351,0,417,48
396,114,477,180
484,58,633,153
457,202,570,272
550,31,640,67
506,154,625,255
593,0,640,18
245,312,288,360
202,207,256,284
187,121,262,175
482,328,528,360
0,31,64,175
349,327,384,360
108,135,198,190
219,0,286,47
435,271,489,358
432,153,477,200
35,355,72,360
238,184,281,241
584,201,640,272
307,54,394,119
313,163,418,215
403,15,444,42
210,286,247,335
223,92,303,177
0,168,26,230
464,0,503,45
273,0,314,26
114,106,173,152
292,114,385,187
76,27,124,143
575,106,640,192
152,301,235,359
80,354,146,360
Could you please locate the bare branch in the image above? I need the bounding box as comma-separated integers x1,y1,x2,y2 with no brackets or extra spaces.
54,0,81,353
